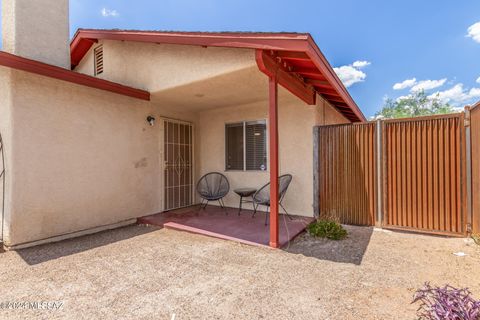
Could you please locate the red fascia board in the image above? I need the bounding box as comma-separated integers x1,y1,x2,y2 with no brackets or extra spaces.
0,51,150,101
70,38,98,69
71,29,311,67
305,38,366,122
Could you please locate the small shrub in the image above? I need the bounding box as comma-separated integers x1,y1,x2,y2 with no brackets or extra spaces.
412,282,480,320
472,233,480,246
307,220,347,240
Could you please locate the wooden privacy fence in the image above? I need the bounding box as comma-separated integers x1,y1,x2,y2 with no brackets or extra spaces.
314,112,473,236
315,122,377,226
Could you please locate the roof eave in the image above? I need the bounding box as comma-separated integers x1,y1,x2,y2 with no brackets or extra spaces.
70,29,366,122
0,51,150,101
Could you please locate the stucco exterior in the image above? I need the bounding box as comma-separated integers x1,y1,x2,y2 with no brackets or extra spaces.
2,0,70,68
196,87,348,217
0,33,351,247
0,67,199,247
75,40,256,94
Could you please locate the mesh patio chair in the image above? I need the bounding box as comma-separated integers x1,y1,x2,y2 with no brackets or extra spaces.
252,174,293,225
196,172,230,214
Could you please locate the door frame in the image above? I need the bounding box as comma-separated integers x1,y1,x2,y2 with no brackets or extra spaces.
160,117,195,212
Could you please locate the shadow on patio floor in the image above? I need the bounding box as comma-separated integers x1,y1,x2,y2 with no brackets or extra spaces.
284,225,374,265
16,224,160,265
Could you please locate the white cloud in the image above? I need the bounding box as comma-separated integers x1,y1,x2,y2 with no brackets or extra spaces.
469,87,480,97
101,8,119,17
476,76,480,84
467,22,480,43
352,60,370,68
393,78,417,90
411,78,447,92
333,60,370,88
428,83,480,104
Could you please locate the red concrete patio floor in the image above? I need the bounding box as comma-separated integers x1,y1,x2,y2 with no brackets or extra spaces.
137,205,314,248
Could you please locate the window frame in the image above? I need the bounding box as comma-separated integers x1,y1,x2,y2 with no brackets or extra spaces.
224,119,268,172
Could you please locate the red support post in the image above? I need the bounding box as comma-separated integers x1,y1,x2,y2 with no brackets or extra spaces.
269,76,280,248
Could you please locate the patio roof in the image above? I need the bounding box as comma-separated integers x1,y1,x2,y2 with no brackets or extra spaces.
70,29,366,122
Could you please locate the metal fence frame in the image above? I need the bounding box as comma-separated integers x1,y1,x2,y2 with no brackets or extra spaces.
314,111,471,236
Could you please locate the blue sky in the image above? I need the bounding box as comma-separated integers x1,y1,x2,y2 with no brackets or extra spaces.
9,1,480,116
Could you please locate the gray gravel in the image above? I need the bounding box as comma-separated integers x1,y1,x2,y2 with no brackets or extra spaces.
0,224,478,319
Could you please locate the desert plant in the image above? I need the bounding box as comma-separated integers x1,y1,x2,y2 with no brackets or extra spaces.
472,233,480,246
412,282,480,320
307,220,347,240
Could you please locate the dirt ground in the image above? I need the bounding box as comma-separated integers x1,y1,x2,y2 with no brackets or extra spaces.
0,224,478,320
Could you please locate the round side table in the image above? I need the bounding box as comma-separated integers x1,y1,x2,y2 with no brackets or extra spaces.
234,188,257,215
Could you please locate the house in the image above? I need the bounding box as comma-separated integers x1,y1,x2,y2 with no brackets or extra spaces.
0,0,365,249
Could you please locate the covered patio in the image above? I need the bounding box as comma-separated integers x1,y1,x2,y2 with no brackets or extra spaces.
68,30,366,250
138,205,314,248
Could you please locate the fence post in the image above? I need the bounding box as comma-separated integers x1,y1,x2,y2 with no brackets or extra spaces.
313,126,320,219
376,119,383,226
465,106,473,234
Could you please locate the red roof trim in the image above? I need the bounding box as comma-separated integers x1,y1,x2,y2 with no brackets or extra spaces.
0,51,150,101
305,38,365,122
70,29,365,122
71,30,311,67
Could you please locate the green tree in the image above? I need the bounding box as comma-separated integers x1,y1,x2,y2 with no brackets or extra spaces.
375,90,455,119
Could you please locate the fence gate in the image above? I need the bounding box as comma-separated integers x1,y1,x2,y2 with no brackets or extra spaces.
382,114,466,236
314,112,469,236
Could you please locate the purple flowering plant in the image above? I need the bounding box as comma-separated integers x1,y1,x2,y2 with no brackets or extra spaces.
412,283,480,320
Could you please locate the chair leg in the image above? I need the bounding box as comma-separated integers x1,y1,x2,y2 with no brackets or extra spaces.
197,199,205,212
218,198,228,215
203,200,209,210
280,202,294,220
252,203,258,218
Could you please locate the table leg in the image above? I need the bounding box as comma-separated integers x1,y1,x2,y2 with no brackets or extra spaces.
238,196,243,215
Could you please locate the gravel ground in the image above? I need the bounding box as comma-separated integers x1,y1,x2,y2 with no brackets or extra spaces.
0,224,478,319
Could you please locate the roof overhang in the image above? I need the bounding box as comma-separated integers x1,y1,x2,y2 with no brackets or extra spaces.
0,51,150,100
70,29,366,122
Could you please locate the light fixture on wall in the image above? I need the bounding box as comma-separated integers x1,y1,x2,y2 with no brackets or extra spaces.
146,116,156,126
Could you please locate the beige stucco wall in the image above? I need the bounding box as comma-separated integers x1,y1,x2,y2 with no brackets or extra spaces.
197,88,349,217
1,41,351,246
1,69,200,247
2,0,70,68
0,68,14,243
75,40,256,93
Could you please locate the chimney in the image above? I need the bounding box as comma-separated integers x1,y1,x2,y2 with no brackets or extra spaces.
2,0,70,68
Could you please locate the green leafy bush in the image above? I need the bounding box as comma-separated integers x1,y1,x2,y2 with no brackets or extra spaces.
307,220,347,240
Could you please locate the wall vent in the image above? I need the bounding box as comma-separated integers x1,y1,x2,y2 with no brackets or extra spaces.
94,45,103,76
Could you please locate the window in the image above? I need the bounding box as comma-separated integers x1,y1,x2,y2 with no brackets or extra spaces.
94,45,103,76
225,120,267,171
